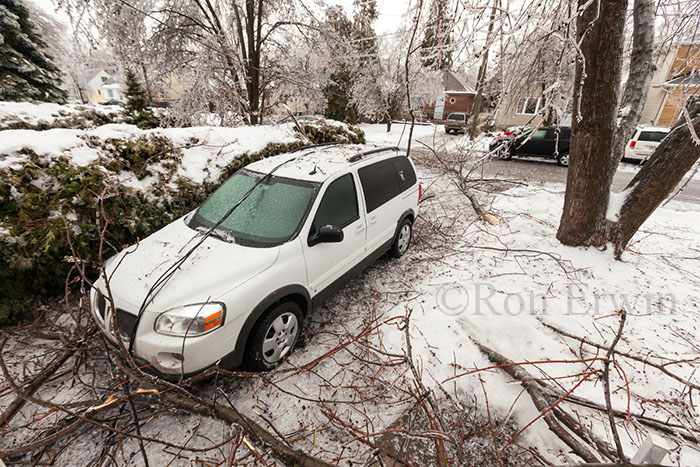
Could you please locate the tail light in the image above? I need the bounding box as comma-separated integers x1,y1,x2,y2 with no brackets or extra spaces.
418,183,422,202
497,132,502,137
630,141,637,149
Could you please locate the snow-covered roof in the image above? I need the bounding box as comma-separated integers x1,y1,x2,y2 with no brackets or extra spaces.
443,70,476,94
246,143,400,182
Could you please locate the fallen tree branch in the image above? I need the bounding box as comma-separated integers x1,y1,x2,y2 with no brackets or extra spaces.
540,320,700,391
158,392,337,467
0,348,75,430
601,312,628,462
472,340,603,463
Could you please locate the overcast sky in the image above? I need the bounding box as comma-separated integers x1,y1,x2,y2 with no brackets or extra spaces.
35,0,414,35
330,0,413,34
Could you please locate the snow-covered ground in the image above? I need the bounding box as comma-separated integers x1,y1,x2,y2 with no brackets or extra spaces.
360,121,491,154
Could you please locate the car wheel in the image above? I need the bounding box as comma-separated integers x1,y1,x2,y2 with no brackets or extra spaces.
557,153,569,167
244,301,303,371
390,218,412,258
497,145,512,160
445,128,452,134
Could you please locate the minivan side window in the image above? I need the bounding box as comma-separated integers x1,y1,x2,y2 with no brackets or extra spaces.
358,159,401,213
311,174,359,234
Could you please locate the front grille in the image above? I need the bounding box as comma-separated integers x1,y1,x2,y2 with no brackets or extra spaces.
115,308,138,341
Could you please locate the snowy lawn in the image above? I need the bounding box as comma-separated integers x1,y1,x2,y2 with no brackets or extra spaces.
361,122,491,154
2,152,699,465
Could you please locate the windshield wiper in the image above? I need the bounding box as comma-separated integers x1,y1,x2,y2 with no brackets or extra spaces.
196,226,235,244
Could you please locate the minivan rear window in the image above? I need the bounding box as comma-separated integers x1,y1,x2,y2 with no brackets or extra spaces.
358,159,400,213
358,157,416,213
391,157,417,192
638,131,668,142
447,113,465,121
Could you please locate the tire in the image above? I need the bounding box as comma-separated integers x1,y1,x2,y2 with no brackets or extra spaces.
445,128,452,134
496,144,512,160
557,153,569,167
244,300,303,371
390,218,412,258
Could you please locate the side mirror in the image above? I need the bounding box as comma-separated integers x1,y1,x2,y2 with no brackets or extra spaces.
309,225,344,246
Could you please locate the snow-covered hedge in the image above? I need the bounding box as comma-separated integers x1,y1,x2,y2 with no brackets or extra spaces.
0,102,124,130
0,121,365,324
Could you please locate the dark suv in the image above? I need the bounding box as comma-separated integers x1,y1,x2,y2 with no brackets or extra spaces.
489,126,571,166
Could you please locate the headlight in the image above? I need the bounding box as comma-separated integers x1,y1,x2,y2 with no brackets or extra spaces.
154,303,226,337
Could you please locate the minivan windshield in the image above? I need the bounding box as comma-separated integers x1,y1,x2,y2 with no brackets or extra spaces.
188,169,319,247
447,113,465,121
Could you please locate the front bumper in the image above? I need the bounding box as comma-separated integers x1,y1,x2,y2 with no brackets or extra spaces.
90,287,244,377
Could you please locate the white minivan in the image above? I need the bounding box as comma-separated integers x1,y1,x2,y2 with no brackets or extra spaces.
623,125,670,162
91,144,420,378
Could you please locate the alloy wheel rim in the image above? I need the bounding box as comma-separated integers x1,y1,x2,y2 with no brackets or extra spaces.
262,312,299,364
398,224,411,253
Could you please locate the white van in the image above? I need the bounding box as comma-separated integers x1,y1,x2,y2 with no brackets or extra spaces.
91,144,421,378
624,126,670,162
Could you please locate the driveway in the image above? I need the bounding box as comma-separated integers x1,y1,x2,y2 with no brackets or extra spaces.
482,157,700,204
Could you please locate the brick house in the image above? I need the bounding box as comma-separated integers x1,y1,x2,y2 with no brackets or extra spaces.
423,70,476,120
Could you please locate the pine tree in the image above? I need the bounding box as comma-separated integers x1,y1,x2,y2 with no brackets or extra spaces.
0,0,67,102
322,2,378,124
420,0,453,70
122,69,159,129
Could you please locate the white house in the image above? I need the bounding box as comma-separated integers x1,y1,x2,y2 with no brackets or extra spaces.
86,70,124,104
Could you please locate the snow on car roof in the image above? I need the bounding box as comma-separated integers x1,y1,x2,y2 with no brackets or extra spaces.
636,125,671,132
245,143,401,182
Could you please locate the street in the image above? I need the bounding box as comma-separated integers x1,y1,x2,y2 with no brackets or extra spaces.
483,156,700,204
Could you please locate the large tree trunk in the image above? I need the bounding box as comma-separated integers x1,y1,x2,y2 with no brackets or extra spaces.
557,0,629,246
556,0,687,259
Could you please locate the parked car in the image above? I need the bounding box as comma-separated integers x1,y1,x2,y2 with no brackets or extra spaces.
489,126,571,166
90,144,421,378
623,125,670,163
444,112,469,134
100,99,123,105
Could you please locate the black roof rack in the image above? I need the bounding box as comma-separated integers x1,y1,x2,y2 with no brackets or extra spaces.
348,146,399,163
290,141,349,153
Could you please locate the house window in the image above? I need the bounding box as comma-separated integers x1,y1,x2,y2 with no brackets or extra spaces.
101,76,108,83
449,97,456,104
516,97,543,115
107,89,113,98
98,89,102,95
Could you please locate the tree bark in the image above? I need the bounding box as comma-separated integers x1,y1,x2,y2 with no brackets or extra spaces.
611,0,656,172
469,0,498,139
557,0,629,246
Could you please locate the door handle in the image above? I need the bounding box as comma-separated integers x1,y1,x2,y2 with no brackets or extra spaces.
355,224,365,233
368,215,377,225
